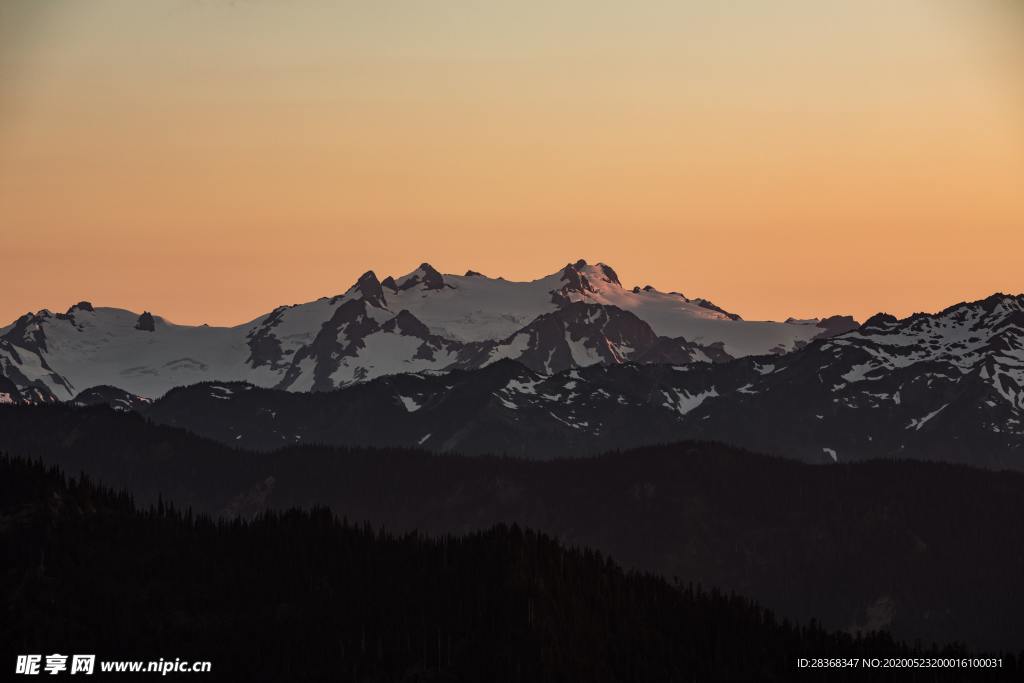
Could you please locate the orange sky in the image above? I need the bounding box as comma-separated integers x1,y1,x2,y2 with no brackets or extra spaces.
1,0,1023,326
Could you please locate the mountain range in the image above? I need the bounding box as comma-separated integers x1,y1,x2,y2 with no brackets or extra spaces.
5,259,1024,665
3,260,1022,470
0,260,853,401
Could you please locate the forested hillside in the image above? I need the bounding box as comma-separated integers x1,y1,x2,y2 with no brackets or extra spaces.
2,456,1012,682
2,405,1024,650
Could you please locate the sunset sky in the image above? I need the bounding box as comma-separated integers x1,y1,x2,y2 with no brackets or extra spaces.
1,0,1022,326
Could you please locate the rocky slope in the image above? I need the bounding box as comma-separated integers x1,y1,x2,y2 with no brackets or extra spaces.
130,294,1024,468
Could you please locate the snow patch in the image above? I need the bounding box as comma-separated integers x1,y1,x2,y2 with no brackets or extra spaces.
662,387,719,416
906,404,948,431
398,395,422,412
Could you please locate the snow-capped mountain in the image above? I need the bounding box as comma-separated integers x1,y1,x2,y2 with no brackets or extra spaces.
130,294,1024,469
0,260,851,400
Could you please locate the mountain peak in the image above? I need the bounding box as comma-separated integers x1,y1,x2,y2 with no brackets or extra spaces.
347,271,387,308
135,311,156,332
814,315,859,336
861,313,898,331
558,260,622,295
67,301,94,314
938,292,1024,319
397,263,446,291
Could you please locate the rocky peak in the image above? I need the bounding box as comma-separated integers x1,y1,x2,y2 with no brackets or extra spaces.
398,263,446,291
57,301,96,324
68,301,94,314
135,312,156,332
558,260,622,296
814,315,859,338
3,312,50,353
936,293,1024,325
559,263,595,295
861,313,898,332
348,271,387,308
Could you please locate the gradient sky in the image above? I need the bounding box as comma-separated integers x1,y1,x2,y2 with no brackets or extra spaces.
1,0,1022,326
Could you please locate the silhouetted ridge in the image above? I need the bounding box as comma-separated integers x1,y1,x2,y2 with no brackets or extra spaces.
2,404,1024,650
2,454,1007,682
